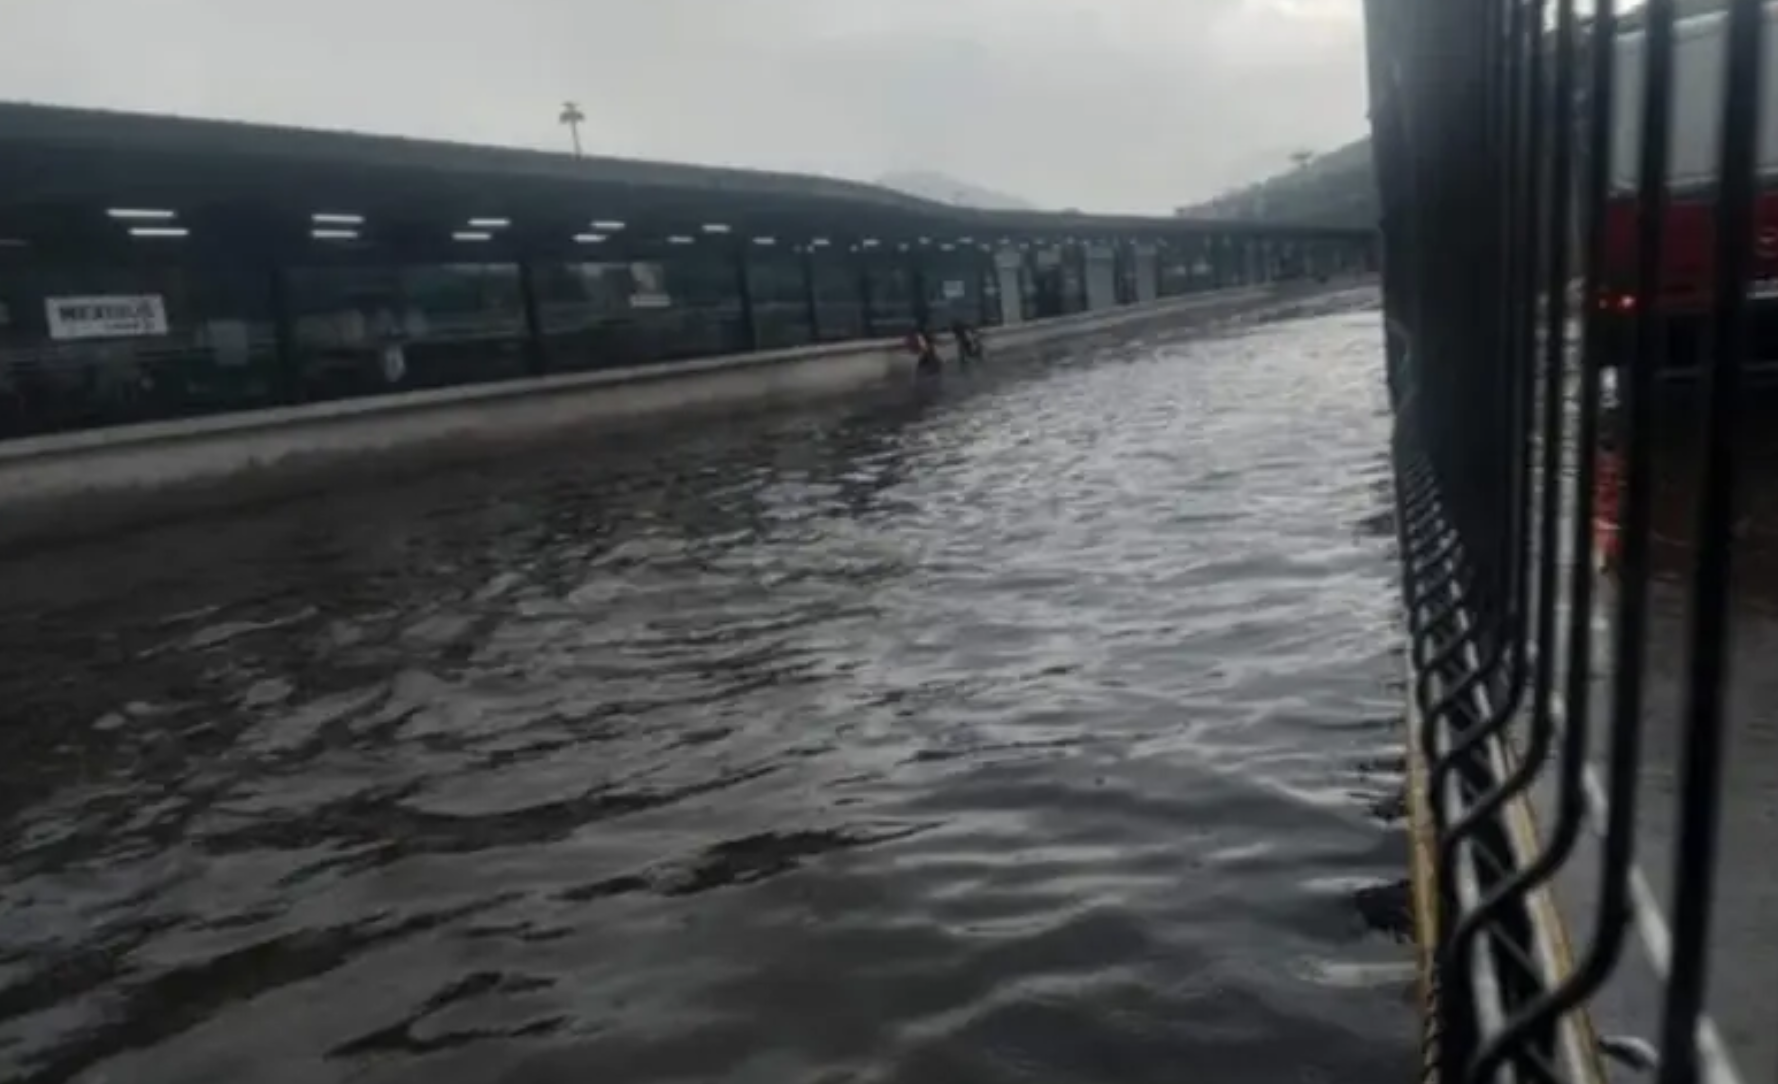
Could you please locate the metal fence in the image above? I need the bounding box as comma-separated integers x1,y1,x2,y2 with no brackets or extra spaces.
1366,0,1767,1080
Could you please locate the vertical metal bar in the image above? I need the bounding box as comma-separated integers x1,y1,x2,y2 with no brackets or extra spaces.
734,241,758,352
1444,0,1588,1005
1504,0,1537,703
802,245,821,343
1551,0,1613,874
1653,2,1765,1081
517,254,547,376
267,259,298,403
1467,1,1672,1074
1604,0,1676,934
1490,0,1523,652
1439,0,1557,873
1019,245,1034,320
979,247,993,326
858,253,876,337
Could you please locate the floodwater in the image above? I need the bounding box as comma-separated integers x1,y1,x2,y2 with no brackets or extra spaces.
1563,388,1778,1077
0,292,1413,1084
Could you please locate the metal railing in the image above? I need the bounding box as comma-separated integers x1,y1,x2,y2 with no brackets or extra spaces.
1366,0,1768,1080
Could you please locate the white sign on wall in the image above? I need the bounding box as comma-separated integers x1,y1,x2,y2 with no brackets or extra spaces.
45,295,169,341
941,280,966,300
627,262,672,309
381,344,408,385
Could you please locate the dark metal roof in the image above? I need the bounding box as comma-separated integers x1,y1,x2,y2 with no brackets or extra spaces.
0,102,1371,243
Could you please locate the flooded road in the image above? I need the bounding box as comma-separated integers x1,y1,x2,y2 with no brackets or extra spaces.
0,294,1412,1084
1562,387,1778,1076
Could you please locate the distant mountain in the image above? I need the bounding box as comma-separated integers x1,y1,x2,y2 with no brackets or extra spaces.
876,170,1038,211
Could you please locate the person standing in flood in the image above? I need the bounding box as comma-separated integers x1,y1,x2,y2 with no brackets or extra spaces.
908,327,942,378
950,320,983,367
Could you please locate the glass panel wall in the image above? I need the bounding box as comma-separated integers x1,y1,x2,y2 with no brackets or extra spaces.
533,246,747,372
982,252,1007,326
860,253,917,336
286,261,528,403
0,248,282,440
0,216,1358,444
1028,246,1086,319
1066,247,1091,314
922,249,986,329
1205,240,1229,290
1017,255,1039,322
1115,244,1138,305
747,249,812,350
532,259,627,371
810,251,865,342
401,262,528,383
1161,240,1220,295
1159,247,1193,297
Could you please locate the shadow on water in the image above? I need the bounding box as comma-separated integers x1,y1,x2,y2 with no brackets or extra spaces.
0,293,1416,1084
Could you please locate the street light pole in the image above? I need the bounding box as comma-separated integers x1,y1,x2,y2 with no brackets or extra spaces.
559,101,585,158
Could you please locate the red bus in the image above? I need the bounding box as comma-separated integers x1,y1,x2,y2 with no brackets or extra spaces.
1595,2,1778,370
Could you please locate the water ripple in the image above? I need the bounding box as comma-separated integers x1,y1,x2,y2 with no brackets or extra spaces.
0,292,1411,1083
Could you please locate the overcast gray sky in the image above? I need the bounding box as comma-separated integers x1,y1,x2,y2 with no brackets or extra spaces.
0,0,1370,214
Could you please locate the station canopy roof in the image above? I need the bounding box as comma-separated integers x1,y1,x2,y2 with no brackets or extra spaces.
0,103,1369,250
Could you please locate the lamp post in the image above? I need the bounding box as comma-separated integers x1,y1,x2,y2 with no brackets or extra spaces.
559,101,585,157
